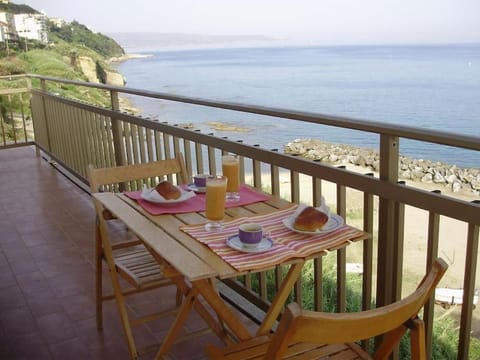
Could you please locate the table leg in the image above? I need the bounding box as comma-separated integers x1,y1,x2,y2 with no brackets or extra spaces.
155,285,199,359
155,277,239,358
195,278,252,342
256,260,305,336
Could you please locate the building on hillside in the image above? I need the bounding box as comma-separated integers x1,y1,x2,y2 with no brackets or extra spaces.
50,17,65,28
0,11,16,42
13,12,48,43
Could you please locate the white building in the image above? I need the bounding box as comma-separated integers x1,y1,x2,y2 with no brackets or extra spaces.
0,11,15,42
50,17,65,28
13,12,48,43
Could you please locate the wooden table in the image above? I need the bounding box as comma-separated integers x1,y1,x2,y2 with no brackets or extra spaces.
93,191,369,358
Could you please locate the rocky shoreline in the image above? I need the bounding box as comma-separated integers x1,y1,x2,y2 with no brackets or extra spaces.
284,139,480,197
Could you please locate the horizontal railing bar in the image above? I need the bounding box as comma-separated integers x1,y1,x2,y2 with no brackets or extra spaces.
29,76,480,152
33,90,480,224
0,88,28,95
0,74,30,80
0,141,35,150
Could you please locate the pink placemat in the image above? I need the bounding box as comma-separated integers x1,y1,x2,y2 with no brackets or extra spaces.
124,185,270,215
180,206,366,272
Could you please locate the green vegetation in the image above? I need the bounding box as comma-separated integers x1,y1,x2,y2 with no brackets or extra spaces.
48,20,124,58
248,255,480,359
0,2,37,14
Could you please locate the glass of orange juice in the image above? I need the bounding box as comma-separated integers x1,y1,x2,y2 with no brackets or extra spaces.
222,154,240,202
205,175,227,232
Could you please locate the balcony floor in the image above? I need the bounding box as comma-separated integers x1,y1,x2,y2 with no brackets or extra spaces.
0,146,254,360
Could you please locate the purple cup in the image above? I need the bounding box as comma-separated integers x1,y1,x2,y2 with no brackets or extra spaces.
193,174,209,188
238,223,263,246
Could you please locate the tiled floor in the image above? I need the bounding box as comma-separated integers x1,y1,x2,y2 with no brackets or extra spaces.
0,146,253,359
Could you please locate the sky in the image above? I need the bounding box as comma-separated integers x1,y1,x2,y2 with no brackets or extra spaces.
21,0,480,45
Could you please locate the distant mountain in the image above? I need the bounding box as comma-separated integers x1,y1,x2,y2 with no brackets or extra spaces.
109,32,279,52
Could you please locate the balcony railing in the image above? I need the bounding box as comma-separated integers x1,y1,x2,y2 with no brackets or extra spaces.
1,74,479,359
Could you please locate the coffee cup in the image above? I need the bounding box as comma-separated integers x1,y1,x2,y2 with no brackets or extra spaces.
193,174,209,188
238,223,263,246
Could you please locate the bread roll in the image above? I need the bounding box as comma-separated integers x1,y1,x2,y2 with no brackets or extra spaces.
155,180,181,200
293,206,329,232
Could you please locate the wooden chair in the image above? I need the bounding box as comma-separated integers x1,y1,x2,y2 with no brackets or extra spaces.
206,258,448,360
88,153,189,359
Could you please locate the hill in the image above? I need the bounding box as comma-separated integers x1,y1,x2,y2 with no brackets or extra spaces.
0,2,37,14
0,2,127,107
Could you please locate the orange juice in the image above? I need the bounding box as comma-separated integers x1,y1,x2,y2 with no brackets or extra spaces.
206,176,227,221
222,155,240,193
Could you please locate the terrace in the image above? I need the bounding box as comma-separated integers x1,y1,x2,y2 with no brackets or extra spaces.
0,74,479,359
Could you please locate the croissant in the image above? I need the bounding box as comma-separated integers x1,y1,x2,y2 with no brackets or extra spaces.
293,206,329,232
155,180,181,200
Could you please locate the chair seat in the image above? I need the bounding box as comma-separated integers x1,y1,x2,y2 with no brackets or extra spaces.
114,247,169,287
210,336,372,360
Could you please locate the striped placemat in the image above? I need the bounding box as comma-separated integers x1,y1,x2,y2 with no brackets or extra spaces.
180,205,365,272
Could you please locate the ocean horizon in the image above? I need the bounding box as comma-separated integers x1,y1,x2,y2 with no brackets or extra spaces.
111,41,480,169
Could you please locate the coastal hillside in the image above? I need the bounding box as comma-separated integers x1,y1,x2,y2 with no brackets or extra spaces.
0,1,126,106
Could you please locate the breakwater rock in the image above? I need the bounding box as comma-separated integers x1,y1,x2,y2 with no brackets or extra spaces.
284,139,480,196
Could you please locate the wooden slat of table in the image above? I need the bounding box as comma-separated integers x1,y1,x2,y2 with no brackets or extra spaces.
93,193,217,281
118,194,240,278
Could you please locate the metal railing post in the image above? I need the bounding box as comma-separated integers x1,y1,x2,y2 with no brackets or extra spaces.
458,221,479,359
376,135,400,307
110,90,125,168
39,79,52,154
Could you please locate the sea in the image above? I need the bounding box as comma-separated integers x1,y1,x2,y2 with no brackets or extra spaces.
112,41,480,168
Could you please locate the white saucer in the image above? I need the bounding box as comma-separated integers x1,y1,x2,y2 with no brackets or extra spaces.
187,184,206,193
226,235,273,253
282,214,344,234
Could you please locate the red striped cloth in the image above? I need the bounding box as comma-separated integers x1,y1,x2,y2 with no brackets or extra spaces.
124,185,270,215
180,206,366,272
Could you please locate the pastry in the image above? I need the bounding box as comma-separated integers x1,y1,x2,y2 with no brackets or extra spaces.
155,180,181,200
293,206,329,232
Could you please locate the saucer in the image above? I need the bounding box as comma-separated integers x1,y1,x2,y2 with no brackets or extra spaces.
226,235,273,253
187,184,206,193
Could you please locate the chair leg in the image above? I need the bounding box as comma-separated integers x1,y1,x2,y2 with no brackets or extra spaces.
108,259,139,359
95,225,104,330
410,319,427,360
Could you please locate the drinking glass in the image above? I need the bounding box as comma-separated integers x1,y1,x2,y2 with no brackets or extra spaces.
205,175,227,232
222,154,240,202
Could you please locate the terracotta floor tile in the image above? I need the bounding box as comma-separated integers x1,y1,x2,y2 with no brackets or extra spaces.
0,306,37,338
59,292,96,322
7,331,53,359
21,232,49,247
0,265,17,289
9,254,40,275
49,337,91,360
26,288,63,318
0,285,27,310
36,311,78,345
16,269,51,295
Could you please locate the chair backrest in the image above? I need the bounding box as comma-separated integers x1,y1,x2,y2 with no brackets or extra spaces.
88,153,189,193
267,258,448,359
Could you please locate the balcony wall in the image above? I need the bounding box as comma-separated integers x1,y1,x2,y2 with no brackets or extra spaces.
1,74,480,359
